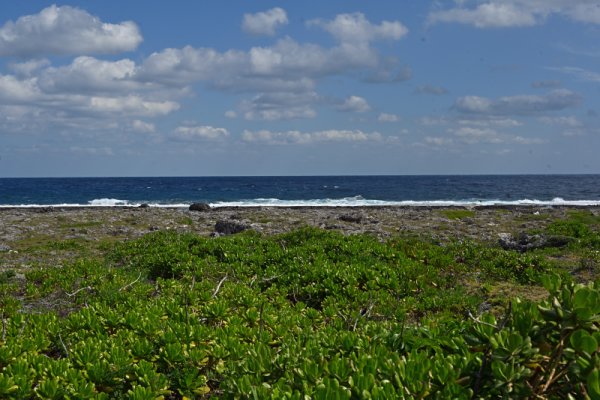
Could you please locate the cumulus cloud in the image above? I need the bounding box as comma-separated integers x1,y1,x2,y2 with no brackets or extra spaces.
338,96,371,113
454,89,581,115
8,59,50,77
415,85,448,95
173,125,229,140
130,120,155,133
539,115,586,136
0,5,142,57
452,126,504,144
308,12,408,44
134,13,410,117
0,8,410,135
240,91,319,120
378,112,400,122
421,115,542,148
136,33,407,97
0,55,183,135
428,0,600,28
539,116,583,127
88,95,179,117
38,56,139,94
451,126,544,145
242,129,382,145
0,74,39,102
242,8,288,36
458,118,522,127
425,136,454,146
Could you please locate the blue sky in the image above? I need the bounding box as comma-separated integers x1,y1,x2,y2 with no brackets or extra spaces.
0,1,599,177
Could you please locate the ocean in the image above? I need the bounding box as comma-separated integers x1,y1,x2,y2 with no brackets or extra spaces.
1,175,599,208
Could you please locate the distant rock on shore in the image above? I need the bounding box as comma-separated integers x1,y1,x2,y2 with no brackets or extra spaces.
189,203,211,212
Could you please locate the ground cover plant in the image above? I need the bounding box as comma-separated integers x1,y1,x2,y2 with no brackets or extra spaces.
0,219,599,398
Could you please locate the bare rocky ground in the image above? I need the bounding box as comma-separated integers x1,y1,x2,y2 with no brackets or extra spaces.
1,205,598,273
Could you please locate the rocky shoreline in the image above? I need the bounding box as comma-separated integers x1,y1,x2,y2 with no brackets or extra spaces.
1,205,598,247
1,204,599,306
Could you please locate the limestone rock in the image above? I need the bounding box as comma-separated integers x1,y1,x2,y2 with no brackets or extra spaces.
215,220,248,235
189,203,211,212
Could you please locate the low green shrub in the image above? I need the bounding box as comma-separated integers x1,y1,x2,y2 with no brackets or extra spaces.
1,228,596,398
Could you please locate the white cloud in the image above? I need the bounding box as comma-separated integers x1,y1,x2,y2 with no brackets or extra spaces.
452,126,503,144
242,8,288,36
420,115,542,147
450,126,544,145
454,89,581,115
88,95,179,117
0,74,39,102
0,9,411,137
240,91,319,120
0,5,142,57
8,59,50,77
224,110,237,119
173,125,229,140
428,1,600,28
134,12,411,118
539,115,587,137
137,46,246,86
378,112,400,122
455,96,493,113
458,118,522,127
425,136,454,146
539,116,583,128
39,56,139,94
428,3,536,28
0,57,182,135
565,2,600,24
547,66,600,83
244,107,316,121
242,129,382,145
137,35,404,92
512,136,544,145
130,120,155,133
308,12,408,44
338,96,371,113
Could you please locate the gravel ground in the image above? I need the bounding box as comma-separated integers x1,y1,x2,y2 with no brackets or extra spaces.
1,205,597,247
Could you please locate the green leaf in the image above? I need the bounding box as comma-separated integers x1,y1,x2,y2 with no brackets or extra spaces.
587,369,600,400
541,274,562,294
571,330,599,354
574,287,600,314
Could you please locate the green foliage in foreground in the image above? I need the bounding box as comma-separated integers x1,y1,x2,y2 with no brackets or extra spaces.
0,228,598,399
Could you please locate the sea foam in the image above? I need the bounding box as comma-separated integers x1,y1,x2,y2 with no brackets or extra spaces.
209,196,600,208
1,196,600,208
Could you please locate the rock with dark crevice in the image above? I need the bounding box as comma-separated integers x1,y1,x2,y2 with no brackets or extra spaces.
215,220,248,235
189,203,211,212
339,214,362,223
498,232,572,252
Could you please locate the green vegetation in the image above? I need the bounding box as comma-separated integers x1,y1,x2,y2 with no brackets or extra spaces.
1,219,599,398
439,209,476,220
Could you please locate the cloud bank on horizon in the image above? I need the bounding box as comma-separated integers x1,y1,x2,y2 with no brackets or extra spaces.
0,1,598,176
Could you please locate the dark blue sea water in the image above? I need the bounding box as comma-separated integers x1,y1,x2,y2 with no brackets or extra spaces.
1,175,599,207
